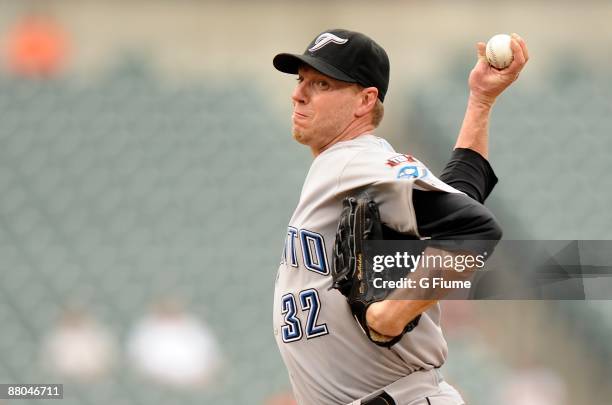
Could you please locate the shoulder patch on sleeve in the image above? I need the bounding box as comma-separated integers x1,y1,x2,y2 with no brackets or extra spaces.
396,165,428,180
385,154,416,167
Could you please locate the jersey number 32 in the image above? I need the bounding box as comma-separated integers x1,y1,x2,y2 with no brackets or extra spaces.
281,289,328,343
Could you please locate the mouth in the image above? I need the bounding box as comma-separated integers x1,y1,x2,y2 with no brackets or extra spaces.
293,111,308,119
292,111,309,125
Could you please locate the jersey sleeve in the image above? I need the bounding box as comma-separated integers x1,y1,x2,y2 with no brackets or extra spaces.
336,150,461,236
439,148,498,204
413,190,502,241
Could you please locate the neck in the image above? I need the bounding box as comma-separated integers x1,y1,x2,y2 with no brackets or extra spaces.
311,118,376,157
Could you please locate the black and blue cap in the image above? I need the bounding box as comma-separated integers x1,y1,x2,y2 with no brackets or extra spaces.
273,29,390,102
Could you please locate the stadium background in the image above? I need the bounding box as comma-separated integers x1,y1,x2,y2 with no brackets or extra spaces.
0,0,611,403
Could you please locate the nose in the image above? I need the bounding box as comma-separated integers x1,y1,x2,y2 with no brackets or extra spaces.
291,80,307,105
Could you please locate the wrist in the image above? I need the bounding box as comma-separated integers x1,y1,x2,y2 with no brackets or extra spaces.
468,92,496,109
366,302,404,337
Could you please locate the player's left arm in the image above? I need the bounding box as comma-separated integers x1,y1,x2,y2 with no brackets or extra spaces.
454,33,529,160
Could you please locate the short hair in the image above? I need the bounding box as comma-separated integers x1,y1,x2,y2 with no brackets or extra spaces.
372,99,384,127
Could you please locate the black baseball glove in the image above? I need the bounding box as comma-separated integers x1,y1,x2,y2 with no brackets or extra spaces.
331,191,421,347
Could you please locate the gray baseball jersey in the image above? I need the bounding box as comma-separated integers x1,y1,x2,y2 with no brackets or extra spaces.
273,134,461,404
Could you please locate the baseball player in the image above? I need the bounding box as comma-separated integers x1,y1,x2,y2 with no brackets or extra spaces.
272,29,529,404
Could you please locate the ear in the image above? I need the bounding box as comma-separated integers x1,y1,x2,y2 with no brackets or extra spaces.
355,87,379,118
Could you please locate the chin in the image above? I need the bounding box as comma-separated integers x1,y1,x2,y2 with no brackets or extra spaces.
292,129,309,145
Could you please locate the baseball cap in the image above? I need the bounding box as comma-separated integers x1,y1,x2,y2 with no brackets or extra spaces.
273,29,390,102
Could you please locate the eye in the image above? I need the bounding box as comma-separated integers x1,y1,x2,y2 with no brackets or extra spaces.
296,76,304,83
314,80,330,90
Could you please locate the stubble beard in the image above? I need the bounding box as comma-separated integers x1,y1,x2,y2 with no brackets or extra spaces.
292,120,338,149
292,123,320,147
292,108,353,150
292,126,307,144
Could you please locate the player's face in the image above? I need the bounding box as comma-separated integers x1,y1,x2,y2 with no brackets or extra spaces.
291,66,361,151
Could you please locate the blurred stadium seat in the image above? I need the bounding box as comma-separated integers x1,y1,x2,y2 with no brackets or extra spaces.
0,59,310,404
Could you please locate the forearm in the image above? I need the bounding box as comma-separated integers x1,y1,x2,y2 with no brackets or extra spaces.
454,94,494,160
366,246,478,337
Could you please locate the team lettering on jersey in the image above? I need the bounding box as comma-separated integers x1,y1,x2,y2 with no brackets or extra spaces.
279,227,331,343
386,153,416,167
281,227,329,275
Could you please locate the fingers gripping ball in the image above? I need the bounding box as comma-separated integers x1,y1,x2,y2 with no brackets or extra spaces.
485,34,514,69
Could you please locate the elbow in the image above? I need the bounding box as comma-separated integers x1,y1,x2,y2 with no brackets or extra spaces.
467,200,503,241
475,210,503,256
463,204,503,254
485,213,503,241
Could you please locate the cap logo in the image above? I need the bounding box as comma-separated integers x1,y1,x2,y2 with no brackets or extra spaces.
308,33,349,52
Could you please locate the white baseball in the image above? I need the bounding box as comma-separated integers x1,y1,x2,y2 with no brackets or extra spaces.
485,34,514,69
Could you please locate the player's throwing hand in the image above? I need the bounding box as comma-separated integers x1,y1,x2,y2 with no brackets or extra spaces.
469,33,530,106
